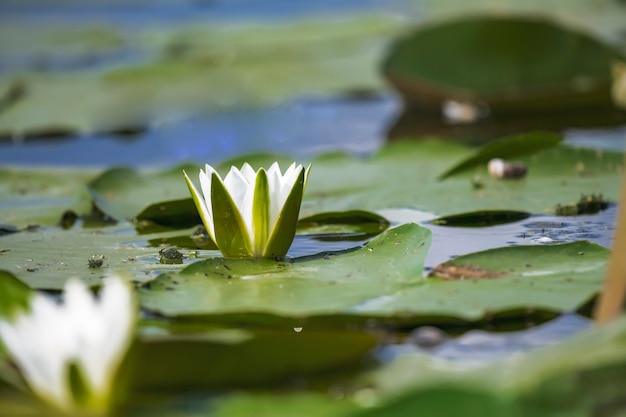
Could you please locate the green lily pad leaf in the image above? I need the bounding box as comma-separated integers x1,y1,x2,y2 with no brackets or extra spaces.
87,164,199,221
209,393,357,417
0,224,200,290
417,241,608,320
90,138,623,228
437,131,562,180
383,15,625,112
139,223,431,319
128,328,377,390
430,210,531,227
303,140,623,217
0,270,31,319
139,222,606,325
134,198,201,232
0,167,95,228
358,315,626,416
297,210,390,240
146,231,218,251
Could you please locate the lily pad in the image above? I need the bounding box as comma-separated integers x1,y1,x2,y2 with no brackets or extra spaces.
0,224,198,289
139,223,607,325
207,393,357,417
437,131,562,179
383,15,625,112
139,223,431,320
430,210,531,227
88,164,200,221
129,327,377,390
0,167,95,228
297,210,390,240
135,198,201,231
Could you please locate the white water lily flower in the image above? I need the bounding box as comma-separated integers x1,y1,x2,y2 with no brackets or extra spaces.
184,162,311,258
0,276,135,414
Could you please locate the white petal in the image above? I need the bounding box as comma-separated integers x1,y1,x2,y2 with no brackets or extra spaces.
223,166,251,208
240,163,257,183
270,163,304,234
77,277,134,393
0,294,73,409
223,166,255,239
198,169,216,239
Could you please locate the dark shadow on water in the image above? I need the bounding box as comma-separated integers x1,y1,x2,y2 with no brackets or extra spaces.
387,104,626,144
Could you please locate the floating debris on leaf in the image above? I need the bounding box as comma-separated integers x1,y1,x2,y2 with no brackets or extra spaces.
58,210,78,229
159,247,184,264
87,254,105,268
488,158,528,179
471,174,485,189
532,236,558,245
554,194,610,216
410,325,447,348
430,264,506,280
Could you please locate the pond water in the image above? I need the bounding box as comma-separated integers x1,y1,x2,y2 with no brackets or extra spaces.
1,0,625,400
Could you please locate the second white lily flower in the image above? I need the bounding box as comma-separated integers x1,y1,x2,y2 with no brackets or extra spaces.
184,162,311,258
0,276,135,414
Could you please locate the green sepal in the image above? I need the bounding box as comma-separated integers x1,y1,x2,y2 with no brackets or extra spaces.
183,170,217,246
210,172,253,258
67,362,92,408
264,166,308,258
252,169,270,257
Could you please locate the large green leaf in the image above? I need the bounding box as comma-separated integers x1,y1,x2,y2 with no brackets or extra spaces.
303,140,623,216
128,327,377,390
382,15,624,112
0,224,200,289
139,223,607,325
0,167,95,228
139,223,431,320
297,210,390,239
88,164,199,221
